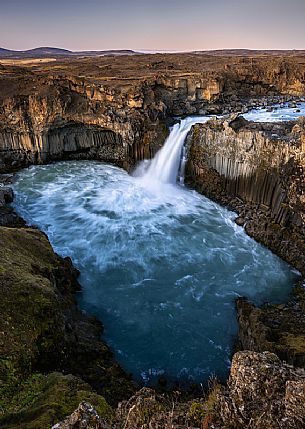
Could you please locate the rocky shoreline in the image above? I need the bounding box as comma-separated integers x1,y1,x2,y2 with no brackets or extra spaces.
0,184,137,428
1,54,305,428
185,115,305,275
1,112,305,427
185,113,305,381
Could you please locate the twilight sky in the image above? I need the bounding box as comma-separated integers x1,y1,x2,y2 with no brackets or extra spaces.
1,0,305,51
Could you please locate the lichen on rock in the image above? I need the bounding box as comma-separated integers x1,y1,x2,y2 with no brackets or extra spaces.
217,351,305,429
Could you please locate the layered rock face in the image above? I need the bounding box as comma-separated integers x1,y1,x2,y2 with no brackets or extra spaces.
185,116,305,274
1,54,305,172
0,75,168,172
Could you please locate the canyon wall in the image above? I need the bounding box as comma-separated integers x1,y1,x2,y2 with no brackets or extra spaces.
185,116,305,274
1,55,305,172
0,76,168,172
1,56,305,428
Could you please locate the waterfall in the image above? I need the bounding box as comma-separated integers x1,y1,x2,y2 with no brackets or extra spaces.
139,116,210,185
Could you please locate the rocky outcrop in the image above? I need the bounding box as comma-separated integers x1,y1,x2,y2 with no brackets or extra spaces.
0,225,135,428
185,116,305,274
52,402,111,429
236,293,305,368
0,181,24,226
52,385,221,429
51,352,305,429
218,351,305,429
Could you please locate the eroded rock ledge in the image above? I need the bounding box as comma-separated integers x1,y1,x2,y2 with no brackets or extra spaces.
0,222,135,428
53,352,305,429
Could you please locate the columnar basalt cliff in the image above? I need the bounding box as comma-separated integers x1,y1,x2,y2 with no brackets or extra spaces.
0,74,167,172
0,54,305,172
185,116,305,275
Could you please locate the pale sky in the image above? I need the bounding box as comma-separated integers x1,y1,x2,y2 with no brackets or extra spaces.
1,0,305,51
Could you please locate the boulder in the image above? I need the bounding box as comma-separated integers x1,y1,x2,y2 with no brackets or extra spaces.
52,402,111,429
218,351,305,429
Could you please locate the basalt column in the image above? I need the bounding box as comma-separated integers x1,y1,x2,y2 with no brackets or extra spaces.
185,116,305,274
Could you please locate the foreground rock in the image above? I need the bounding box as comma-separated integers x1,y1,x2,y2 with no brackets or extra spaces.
52,402,111,429
51,352,305,429
218,351,305,429
0,226,135,428
52,385,222,429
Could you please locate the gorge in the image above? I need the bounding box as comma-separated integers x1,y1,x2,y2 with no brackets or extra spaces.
1,53,305,429
11,112,299,385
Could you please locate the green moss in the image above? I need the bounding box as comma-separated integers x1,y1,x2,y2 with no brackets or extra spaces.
189,381,221,426
140,401,163,424
189,401,207,424
0,227,65,389
281,334,305,355
0,225,135,411
0,372,112,429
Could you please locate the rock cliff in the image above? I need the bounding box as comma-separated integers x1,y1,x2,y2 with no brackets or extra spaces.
236,293,305,368
1,54,305,172
52,352,305,429
185,116,305,275
0,72,168,172
218,351,305,429
0,223,135,428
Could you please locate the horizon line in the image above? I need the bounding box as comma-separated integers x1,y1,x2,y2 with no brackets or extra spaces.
1,46,305,53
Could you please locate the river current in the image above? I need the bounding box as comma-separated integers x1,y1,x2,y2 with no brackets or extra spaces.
12,108,303,386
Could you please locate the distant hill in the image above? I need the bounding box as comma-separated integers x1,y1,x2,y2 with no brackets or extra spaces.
0,47,137,58
193,49,305,56
0,47,15,56
26,47,73,56
1,47,305,59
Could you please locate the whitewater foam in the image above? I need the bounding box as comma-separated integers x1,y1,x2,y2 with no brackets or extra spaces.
243,102,305,122
11,106,303,385
13,159,298,385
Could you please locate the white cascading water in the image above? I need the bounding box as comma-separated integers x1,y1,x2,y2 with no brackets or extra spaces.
12,106,300,386
140,116,210,185
137,101,305,186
